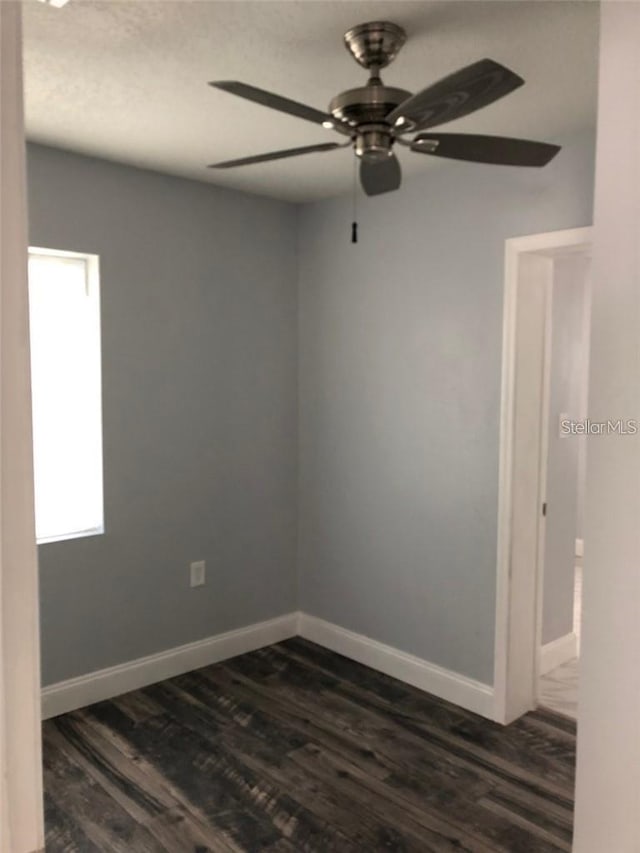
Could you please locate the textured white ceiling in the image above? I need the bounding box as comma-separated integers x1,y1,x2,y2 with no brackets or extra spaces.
23,0,599,203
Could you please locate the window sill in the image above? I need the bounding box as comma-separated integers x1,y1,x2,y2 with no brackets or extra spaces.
37,526,104,546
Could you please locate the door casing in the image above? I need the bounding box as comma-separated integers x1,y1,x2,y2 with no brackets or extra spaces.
493,226,592,725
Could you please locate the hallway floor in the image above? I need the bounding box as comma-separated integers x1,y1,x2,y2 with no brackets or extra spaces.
538,563,582,720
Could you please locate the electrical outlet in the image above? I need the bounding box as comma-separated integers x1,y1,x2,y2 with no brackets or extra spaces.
190,560,206,587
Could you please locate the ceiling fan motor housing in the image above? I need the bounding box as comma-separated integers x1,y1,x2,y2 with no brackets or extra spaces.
329,84,411,125
329,83,411,160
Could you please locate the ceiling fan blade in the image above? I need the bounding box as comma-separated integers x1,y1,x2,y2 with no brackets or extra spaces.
209,142,347,169
387,59,524,132
411,133,561,166
210,81,333,127
360,154,402,196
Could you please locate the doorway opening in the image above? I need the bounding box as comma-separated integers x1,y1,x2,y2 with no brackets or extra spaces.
493,227,592,725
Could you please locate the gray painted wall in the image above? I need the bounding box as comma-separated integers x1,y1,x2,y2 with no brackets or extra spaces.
297,130,595,684
29,130,595,690
542,253,590,644
27,144,298,686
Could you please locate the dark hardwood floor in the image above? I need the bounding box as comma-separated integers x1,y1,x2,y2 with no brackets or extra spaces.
43,637,576,852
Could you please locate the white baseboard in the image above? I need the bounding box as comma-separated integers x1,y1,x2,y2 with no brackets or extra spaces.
575,538,584,558
41,612,298,720
539,631,578,676
297,612,494,720
42,610,495,722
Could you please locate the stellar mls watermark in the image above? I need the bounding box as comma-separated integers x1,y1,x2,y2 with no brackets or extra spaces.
560,418,639,436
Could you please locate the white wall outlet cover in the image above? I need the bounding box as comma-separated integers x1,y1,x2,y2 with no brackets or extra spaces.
190,560,206,587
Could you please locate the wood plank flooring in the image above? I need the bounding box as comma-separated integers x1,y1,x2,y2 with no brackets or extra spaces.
43,637,576,852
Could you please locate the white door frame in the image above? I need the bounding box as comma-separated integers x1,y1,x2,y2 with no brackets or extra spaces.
493,226,592,725
0,4,45,851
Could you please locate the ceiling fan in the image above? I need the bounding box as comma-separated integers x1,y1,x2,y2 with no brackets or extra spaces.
208,21,560,196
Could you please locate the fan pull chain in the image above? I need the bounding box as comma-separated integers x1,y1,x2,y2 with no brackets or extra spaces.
351,155,358,244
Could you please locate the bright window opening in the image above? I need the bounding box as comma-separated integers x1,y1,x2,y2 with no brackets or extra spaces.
28,248,104,544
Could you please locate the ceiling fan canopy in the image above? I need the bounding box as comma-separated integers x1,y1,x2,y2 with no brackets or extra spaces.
208,21,561,196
